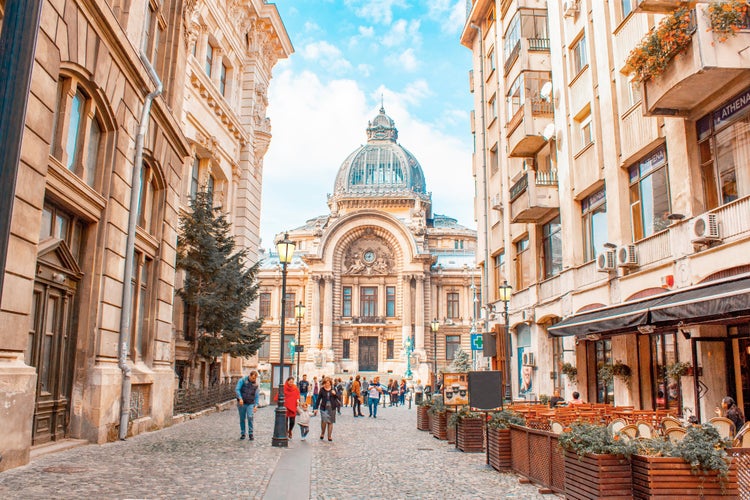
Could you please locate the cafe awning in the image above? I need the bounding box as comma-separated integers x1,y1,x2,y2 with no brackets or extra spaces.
548,273,750,338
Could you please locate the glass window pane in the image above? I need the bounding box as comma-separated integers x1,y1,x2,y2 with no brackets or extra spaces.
386,286,395,317
343,287,352,317
85,118,100,187
55,212,69,241
40,206,53,240
65,92,84,171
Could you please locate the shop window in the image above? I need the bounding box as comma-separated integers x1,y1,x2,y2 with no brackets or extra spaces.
595,339,614,404
446,335,461,360
343,286,352,317
385,286,395,317
582,188,607,262
259,292,271,318
651,332,681,411
542,216,562,279
629,145,671,241
447,292,460,319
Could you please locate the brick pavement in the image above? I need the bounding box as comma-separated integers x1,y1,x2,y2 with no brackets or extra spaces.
0,401,560,499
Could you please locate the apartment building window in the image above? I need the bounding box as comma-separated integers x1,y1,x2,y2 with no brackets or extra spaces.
386,286,396,317
386,339,395,359
522,9,549,42
342,286,352,316
343,339,351,359
621,0,636,19
219,63,228,96
504,14,521,63
629,145,671,241
493,252,504,299
284,293,295,319
258,335,270,359
190,157,200,200
579,113,593,149
697,87,750,209
595,339,614,404
141,1,162,66
360,287,377,317
454,239,464,249
205,43,214,76
488,94,498,122
507,76,523,122
131,251,152,360
571,35,588,76
515,237,530,290
51,78,103,189
485,4,495,31
582,188,608,262
137,162,162,235
446,335,461,360
621,74,642,109
447,292,460,319
487,46,496,74
542,216,562,279
259,292,271,318
489,144,499,175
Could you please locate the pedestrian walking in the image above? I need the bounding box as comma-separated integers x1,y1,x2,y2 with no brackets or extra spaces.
345,376,353,407
399,379,407,406
284,376,300,439
313,377,340,441
335,378,344,414
414,379,424,405
297,402,311,440
235,370,260,440
368,376,383,418
298,374,310,404
351,375,363,417
312,376,320,408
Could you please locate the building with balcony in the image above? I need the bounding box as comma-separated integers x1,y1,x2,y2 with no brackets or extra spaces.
256,108,480,387
462,0,750,424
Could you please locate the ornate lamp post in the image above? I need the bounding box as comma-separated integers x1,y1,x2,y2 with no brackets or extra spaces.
272,233,295,448
498,280,512,403
294,301,305,381
430,318,440,393
403,336,413,378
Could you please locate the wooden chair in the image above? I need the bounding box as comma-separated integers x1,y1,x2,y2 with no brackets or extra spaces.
665,427,687,444
550,420,564,435
609,418,627,435
661,416,682,432
708,417,735,439
636,420,655,439
618,424,638,441
733,421,750,448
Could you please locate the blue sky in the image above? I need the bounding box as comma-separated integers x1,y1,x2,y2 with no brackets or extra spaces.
260,0,475,250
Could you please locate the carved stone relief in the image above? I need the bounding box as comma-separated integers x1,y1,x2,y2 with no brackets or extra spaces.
343,235,394,275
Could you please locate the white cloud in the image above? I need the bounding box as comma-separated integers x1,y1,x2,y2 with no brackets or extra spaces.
303,21,322,34
357,63,373,77
358,26,375,37
381,19,421,47
385,47,419,72
299,41,353,74
427,0,466,35
344,0,408,25
261,71,473,249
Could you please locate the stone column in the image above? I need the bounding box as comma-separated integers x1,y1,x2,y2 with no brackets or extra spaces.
311,275,321,349
415,275,425,350
378,282,385,317
323,274,333,350
402,274,412,342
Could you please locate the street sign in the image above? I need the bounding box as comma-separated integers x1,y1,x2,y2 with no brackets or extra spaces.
296,345,304,352
470,333,483,351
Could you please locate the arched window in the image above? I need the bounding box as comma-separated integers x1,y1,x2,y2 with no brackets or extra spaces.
137,162,164,235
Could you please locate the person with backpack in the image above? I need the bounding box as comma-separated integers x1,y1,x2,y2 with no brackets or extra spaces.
234,370,260,440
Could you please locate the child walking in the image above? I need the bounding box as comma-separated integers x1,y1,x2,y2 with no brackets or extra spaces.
297,401,311,440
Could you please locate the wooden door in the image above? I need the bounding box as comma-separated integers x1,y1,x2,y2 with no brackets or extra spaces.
358,337,378,372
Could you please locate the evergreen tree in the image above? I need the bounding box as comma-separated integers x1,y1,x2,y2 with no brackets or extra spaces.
449,348,471,373
176,189,264,361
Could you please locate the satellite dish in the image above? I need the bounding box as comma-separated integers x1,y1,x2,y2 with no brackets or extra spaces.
540,82,553,102
542,123,556,141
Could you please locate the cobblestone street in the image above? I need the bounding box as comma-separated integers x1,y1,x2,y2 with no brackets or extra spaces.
0,402,558,499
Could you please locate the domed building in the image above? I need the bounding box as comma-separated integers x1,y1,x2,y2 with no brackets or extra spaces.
256,108,479,387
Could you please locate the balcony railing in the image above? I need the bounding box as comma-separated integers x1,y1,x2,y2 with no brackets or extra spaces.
352,316,386,324
534,169,558,186
634,229,671,266
528,38,550,52
509,173,529,201
504,41,521,75
530,98,553,116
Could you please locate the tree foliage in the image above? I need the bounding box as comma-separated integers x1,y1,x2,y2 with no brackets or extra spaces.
449,348,471,373
176,189,264,360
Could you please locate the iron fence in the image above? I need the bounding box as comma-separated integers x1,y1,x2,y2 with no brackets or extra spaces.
173,381,238,415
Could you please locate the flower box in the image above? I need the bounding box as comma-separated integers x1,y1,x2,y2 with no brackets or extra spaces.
457,416,485,453
564,452,632,500
417,406,430,431
488,427,512,471
631,454,739,498
431,411,448,440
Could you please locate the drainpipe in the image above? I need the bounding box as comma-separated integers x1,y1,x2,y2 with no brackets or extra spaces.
470,23,491,348
118,54,162,440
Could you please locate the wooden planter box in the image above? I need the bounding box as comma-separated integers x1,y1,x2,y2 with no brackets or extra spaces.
632,455,739,499
417,406,430,431
564,452,632,499
488,427,512,471
447,420,456,444
427,411,433,434
457,417,485,453
431,411,447,440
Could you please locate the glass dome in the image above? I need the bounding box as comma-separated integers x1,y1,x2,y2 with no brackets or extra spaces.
333,107,426,196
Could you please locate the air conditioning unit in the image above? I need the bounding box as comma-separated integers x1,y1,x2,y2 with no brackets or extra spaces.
617,244,638,268
596,250,616,273
563,0,579,17
691,213,721,243
522,351,536,367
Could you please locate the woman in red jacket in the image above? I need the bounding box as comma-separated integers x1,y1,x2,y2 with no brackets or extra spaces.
284,376,300,439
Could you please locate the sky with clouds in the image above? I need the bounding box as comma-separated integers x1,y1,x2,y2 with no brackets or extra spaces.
259,0,475,250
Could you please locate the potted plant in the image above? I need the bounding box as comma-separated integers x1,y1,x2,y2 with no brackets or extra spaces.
429,396,448,440
613,361,632,386
625,8,694,82
487,410,526,471
449,407,485,453
558,423,636,499
666,361,693,380
561,362,578,385
707,0,750,43
417,398,433,431
632,425,739,498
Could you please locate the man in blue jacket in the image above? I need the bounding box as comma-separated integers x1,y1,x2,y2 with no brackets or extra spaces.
235,371,260,440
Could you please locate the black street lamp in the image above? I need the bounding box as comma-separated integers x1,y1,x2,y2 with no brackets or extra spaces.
430,318,440,393
498,280,512,403
294,301,305,381
272,233,295,448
